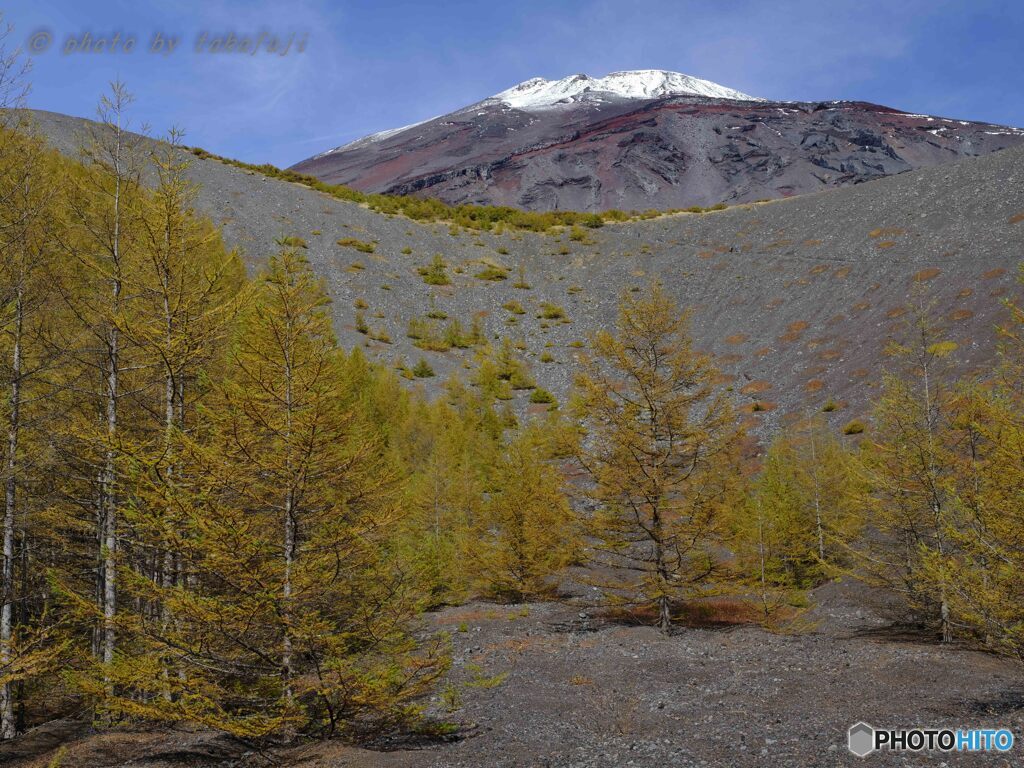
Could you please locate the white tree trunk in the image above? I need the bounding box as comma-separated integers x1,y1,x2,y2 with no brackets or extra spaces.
100,103,126,673
282,356,295,702
1,285,23,739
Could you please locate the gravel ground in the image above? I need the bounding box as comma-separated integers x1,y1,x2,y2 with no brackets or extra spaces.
7,579,1022,768
293,579,1024,768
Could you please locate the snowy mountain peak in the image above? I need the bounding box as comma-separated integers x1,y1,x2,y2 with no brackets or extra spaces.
489,69,762,109
314,70,762,158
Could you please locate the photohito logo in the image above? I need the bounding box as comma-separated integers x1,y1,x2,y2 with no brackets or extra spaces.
848,722,1014,757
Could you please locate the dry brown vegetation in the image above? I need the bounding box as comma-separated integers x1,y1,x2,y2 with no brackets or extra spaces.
739,380,773,395
868,226,906,238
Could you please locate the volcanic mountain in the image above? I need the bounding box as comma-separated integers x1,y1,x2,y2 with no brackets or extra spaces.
291,69,1024,212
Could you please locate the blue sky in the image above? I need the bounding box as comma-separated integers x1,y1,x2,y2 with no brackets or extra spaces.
5,0,1023,167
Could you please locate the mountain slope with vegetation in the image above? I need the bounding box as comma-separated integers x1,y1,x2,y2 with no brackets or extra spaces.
25,107,1024,432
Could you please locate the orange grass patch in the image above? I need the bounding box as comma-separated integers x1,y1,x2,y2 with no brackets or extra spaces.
868,227,906,238
740,380,772,395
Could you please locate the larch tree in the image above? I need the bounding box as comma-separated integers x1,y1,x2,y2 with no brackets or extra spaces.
102,249,443,736
729,419,860,625
0,72,462,736
731,489,807,624
57,81,147,674
471,422,579,602
756,416,862,575
853,297,966,642
406,414,479,603
0,121,70,739
106,129,245,701
396,382,495,606
574,284,742,633
917,381,1023,655
918,269,1024,658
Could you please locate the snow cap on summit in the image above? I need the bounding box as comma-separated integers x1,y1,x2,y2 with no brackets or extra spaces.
488,70,762,109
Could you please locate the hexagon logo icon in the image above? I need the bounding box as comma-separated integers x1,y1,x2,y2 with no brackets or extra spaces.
848,722,876,757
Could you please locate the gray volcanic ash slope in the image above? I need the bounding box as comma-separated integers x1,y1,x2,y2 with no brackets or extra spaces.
291,70,1024,213
27,108,1024,435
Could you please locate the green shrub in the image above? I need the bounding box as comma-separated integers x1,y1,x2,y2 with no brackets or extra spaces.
420,254,451,286
412,358,435,378
278,235,308,249
538,302,566,320
529,387,556,405
513,265,531,289
336,237,375,253
475,266,509,281
444,319,476,349
502,300,526,315
473,339,535,395
843,419,866,435
426,299,448,320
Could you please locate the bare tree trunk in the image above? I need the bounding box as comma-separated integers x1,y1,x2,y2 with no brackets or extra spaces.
941,596,952,644
282,356,294,702
283,493,294,701
652,506,671,633
809,436,825,562
158,232,176,701
99,96,127,675
1,284,22,739
757,498,769,620
101,318,118,670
